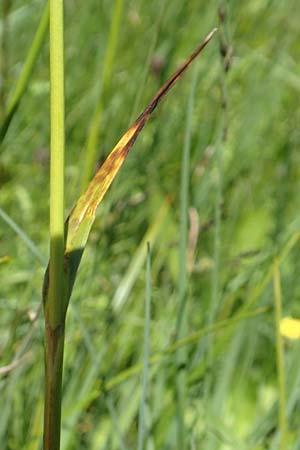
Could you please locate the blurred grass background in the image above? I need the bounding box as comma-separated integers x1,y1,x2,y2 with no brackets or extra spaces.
1,0,300,449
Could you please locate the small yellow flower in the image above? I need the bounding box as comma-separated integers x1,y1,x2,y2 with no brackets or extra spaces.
280,317,300,340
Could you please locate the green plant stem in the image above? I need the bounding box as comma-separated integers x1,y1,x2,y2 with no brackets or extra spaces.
48,0,65,327
205,122,223,339
0,0,11,118
205,0,228,389
43,323,65,450
112,198,169,311
105,396,129,450
43,0,65,449
0,2,49,141
273,259,287,450
174,63,198,450
137,243,152,450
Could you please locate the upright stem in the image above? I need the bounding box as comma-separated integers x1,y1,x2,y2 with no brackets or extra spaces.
48,0,65,326
273,259,287,449
204,0,230,402
43,1,65,449
175,65,198,450
137,243,152,450
0,0,11,118
43,323,65,450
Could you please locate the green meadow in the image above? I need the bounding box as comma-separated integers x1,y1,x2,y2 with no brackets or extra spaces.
1,0,300,449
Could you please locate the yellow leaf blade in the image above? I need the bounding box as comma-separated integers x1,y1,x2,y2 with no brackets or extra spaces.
43,28,218,309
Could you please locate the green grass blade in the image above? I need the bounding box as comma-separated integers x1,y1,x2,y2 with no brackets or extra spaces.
0,0,10,117
175,63,199,450
137,243,152,450
0,2,49,142
0,206,46,265
105,395,129,450
112,198,169,311
273,259,287,450
61,351,104,450
208,121,223,325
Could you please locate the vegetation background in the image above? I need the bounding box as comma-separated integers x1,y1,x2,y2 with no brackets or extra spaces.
1,0,300,449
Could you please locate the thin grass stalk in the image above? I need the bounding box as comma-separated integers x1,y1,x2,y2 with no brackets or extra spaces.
137,243,152,450
175,65,198,450
0,2,49,141
106,396,128,450
273,259,287,449
204,7,230,415
206,121,223,329
43,0,65,449
208,124,223,326
80,0,123,192
0,0,11,118
0,207,46,265
112,198,169,311
206,0,230,362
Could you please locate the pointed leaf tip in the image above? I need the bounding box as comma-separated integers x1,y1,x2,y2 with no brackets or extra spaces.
43,29,217,310
66,28,218,255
